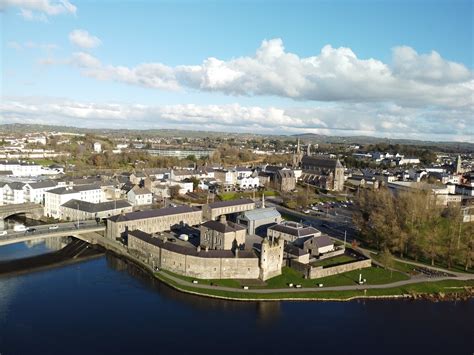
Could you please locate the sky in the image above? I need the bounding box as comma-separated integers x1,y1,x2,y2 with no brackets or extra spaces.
0,0,473,142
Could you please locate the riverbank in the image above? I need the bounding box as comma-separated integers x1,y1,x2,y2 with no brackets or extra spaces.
108,249,474,302
0,240,105,277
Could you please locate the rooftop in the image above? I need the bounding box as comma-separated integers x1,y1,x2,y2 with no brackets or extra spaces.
108,205,199,222
207,198,254,209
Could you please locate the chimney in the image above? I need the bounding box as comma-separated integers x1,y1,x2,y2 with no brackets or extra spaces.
219,214,226,224
197,245,201,252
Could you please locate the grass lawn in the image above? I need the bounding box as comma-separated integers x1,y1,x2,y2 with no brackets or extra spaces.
310,255,356,268
371,253,473,275
154,272,474,301
218,190,279,201
263,266,409,288
162,265,410,290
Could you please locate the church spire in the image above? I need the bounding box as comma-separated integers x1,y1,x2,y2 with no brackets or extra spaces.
307,143,311,156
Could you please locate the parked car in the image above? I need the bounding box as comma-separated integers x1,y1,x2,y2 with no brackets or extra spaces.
0,230,7,236
49,225,59,230
303,209,311,214
25,228,36,234
74,222,85,228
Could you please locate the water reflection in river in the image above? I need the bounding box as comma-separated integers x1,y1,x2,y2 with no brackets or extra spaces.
0,248,472,355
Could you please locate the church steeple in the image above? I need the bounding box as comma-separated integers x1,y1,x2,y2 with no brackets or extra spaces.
456,155,462,174
296,138,301,154
307,143,311,156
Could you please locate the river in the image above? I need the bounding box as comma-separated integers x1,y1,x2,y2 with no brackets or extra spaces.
0,243,472,355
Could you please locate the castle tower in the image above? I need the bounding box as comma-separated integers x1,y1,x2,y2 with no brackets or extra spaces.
259,237,284,281
306,143,311,156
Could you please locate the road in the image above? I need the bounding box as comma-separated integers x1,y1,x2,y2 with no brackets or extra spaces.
265,198,358,242
0,220,104,245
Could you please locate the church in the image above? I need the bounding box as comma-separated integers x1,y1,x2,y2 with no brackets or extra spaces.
293,139,345,192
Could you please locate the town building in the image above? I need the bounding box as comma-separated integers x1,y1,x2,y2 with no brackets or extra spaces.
267,221,322,243
300,156,345,191
60,199,133,221
93,142,102,153
199,215,246,250
127,186,153,206
237,207,281,236
44,184,104,219
202,198,255,221
106,205,202,240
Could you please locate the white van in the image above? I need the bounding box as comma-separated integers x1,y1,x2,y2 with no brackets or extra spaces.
13,225,27,232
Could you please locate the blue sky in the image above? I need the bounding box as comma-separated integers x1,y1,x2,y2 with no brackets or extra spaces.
1,0,473,141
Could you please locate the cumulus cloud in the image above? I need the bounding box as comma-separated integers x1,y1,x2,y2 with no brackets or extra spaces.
0,0,77,20
69,29,102,49
67,39,473,110
1,97,472,142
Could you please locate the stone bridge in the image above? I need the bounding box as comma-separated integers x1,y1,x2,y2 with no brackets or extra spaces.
0,203,44,220
0,221,106,247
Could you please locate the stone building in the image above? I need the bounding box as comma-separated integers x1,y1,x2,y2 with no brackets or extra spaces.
199,215,246,250
293,234,335,257
300,156,345,191
128,230,260,279
273,169,296,192
267,221,321,243
237,207,281,236
259,237,284,280
202,198,255,221
106,205,202,240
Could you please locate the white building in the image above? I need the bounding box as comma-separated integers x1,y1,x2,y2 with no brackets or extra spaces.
1,182,26,205
94,142,102,153
24,181,59,205
0,160,42,177
236,175,260,190
127,186,153,206
44,184,104,219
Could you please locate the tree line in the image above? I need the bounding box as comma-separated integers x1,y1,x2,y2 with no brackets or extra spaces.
353,187,472,271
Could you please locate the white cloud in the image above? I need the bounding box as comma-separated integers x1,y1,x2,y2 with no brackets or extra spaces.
1,97,472,142
0,0,77,20
69,29,102,49
8,40,58,51
68,38,473,110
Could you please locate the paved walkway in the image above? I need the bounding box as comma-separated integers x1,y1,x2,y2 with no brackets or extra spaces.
157,270,474,294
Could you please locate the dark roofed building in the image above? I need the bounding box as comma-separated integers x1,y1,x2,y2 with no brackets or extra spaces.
300,156,345,191
200,215,246,250
60,199,133,221
267,221,322,243
106,205,203,240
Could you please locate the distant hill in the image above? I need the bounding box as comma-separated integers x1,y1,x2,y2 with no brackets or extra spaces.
1,123,473,151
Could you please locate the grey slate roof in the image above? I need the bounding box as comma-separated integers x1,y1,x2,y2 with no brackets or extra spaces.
128,230,256,258
108,205,199,222
61,199,131,213
28,180,58,189
268,222,320,238
302,156,343,169
202,220,245,233
47,184,101,195
207,198,254,209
